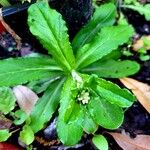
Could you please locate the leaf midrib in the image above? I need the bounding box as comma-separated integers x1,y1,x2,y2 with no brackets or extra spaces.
40,78,64,118
79,8,115,48
0,67,61,76
38,5,72,70
76,27,128,68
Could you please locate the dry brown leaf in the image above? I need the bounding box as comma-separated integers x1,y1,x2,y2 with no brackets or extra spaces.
120,78,150,113
133,35,150,51
13,85,39,115
0,10,22,49
133,39,144,51
0,115,12,130
109,132,150,150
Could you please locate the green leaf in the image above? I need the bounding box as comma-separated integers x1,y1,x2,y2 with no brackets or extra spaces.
92,135,108,150
122,4,150,21
88,97,124,129
124,0,136,4
96,78,135,107
0,0,10,7
82,107,98,134
28,2,75,72
76,25,134,69
13,110,28,125
57,77,77,122
98,50,121,62
81,60,140,78
118,13,129,25
29,78,64,133
20,125,34,145
72,3,116,50
0,87,16,114
57,106,83,146
0,57,61,86
0,129,11,142
81,74,135,108
57,77,83,146
27,75,61,94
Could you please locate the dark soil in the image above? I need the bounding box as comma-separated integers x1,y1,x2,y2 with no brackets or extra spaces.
0,0,150,149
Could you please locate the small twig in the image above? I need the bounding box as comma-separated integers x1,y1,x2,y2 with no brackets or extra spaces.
10,128,20,134
0,8,22,50
35,136,60,147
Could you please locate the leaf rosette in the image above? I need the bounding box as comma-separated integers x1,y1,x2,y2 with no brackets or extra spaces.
0,1,139,147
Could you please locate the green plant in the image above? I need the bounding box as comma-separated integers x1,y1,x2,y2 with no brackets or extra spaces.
135,36,150,61
0,1,140,149
122,35,150,61
0,0,10,7
121,0,150,21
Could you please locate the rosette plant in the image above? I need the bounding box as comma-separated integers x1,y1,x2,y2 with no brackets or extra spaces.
0,1,140,147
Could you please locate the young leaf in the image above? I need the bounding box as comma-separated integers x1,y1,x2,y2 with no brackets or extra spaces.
0,57,62,86
28,2,75,72
0,87,16,114
96,78,135,107
29,78,64,133
13,110,28,125
82,108,98,134
57,77,84,146
72,3,116,50
81,60,140,78
76,25,134,69
19,125,34,145
82,74,135,108
0,129,11,142
92,135,108,150
88,97,124,129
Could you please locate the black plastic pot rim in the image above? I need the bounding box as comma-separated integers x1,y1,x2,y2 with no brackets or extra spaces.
2,2,33,17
